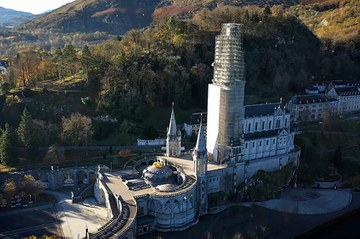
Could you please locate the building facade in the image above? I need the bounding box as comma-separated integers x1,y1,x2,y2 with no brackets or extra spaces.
92,23,301,239
288,81,360,124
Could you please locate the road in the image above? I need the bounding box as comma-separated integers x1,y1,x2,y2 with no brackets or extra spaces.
0,203,61,238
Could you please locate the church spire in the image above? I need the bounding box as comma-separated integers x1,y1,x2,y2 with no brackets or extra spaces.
167,102,177,136
165,102,183,157
194,114,206,154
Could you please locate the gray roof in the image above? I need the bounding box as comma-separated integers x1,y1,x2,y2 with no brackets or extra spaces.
290,94,335,104
245,103,285,117
167,103,177,136
332,81,360,87
244,130,278,141
335,87,360,96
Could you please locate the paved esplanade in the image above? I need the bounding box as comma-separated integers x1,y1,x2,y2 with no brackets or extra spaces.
48,191,108,239
253,188,352,214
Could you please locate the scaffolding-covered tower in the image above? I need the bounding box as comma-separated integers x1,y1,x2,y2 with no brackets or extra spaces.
207,23,246,163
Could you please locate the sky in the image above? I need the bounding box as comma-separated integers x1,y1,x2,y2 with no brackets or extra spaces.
0,0,75,14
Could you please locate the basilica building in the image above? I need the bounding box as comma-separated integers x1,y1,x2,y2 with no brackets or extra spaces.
92,23,301,239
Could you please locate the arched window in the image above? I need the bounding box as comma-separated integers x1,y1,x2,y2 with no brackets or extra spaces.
255,122,258,131
248,123,251,132
269,121,272,129
262,121,265,130
276,119,280,128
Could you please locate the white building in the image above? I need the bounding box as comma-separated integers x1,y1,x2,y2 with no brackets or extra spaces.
183,112,207,137
137,138,166,146
326,87,360,113
92,23,301,239
242,103,293,161
289,81,360,124
288,94,337,123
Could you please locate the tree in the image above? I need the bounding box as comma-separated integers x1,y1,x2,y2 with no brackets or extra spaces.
17,108,37,160
32,120,60,146
80,45,92,83
19,174,43,198
17,108,34,148
61,113,94,146
63,44,77,76
3,178,16,199
43,144,65,163
15,49,41,86
0,123,18,166
54,48,65,79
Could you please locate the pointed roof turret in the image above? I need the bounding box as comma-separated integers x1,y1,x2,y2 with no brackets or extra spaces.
195,114,206,153
167,102,177,136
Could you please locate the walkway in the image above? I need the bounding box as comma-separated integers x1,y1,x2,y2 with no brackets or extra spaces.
47,191,108,239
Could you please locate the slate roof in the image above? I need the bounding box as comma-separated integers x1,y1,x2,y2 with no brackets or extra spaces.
290,94,335,104
332,81,360,88
244,130,278,140
334,87,360,96
244,103,286,117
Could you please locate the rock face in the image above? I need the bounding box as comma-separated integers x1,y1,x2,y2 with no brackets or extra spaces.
16,0,161,35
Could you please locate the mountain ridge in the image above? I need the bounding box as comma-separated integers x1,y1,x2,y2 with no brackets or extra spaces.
0,6,35,29
16,0,161,35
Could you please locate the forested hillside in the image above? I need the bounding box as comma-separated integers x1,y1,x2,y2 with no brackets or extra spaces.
0,0,358,159
0,6,326,122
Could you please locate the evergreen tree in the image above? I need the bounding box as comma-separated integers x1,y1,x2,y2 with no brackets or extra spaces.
80,45,92,83
54,48,65,79
63,44,77,76
17,108,34,148
17,108,37,160
0,124,18,166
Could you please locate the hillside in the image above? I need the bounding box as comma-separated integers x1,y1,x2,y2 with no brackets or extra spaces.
288,0,360,43
0,7,34,30
16,0,160,35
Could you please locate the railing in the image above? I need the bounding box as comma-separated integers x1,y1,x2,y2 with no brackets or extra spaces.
72,183,94,203
89,175,137,239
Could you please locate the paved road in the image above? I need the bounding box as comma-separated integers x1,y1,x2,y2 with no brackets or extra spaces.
0,203,60,238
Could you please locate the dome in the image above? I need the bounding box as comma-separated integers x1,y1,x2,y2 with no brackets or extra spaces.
143,162,175,186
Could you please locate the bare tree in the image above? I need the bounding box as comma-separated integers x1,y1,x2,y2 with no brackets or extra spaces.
61,113,94,146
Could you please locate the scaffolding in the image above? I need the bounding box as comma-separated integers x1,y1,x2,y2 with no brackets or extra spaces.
208,23,245,161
